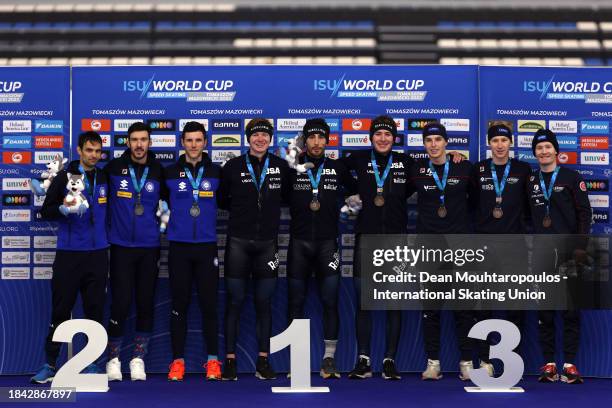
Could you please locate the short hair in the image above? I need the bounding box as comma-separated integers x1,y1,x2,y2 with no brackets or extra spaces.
78,131,103,149
127,122,151,139
181,121,207,140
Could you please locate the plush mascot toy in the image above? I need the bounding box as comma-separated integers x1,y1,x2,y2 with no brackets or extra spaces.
59,173,89,216
280,134,315,174
31,154,68,196
157,200,171,233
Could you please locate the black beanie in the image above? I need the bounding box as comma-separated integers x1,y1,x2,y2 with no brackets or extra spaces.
422,122,448,141
487,124,513,144
369,115,397,140
531,128,559,155
246,118,274,143
302,118,330,143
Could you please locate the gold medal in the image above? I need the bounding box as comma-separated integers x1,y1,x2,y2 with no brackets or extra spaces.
437,206,447,218
374,194,385,207
492,206,503,219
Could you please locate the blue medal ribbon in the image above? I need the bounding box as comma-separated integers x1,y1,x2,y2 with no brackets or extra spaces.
539,167,560,216
78,164,97,199
490,160,511,204
184,165,205,205
306,157,326,197
128,164,149,197
370,150,393,194
428,160,450,207
245,154,269,192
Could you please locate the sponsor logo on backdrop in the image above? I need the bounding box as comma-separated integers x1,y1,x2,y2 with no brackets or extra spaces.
179,119,209,131
212,119,241,131
34,151,63,164
313,77,426,101
2,178,30,191
1,251,30,264
593,210,609,223
34,252,56,264
33,267,53,279
210,150,241,163
342,118,371,132
517,120,545,133
584,180,609,192
1,267,30,279
34,120,63,133
580,152,609,165
113,150,125,158
549,120,577,133
99,150,110,162
100,134,111,147
0,81,24,103
123,77,235,101
342,134,370,147
150,134,176,148
34,136,63,149
440,118,470,132
81,118,111,132
2,151,31,164
3,120,31,133
2,236,30,248
408,118,436,131
327,134,339,147
394,118,405,131
2,136,31,149
3,194,31,206
518,151,538,164
114,135,128,147
325,150,339,159
580,136,608,150
517,135,533,148
114,119,143,132
555,136,578,148
557,152,577,165
393,134,405,146
276,134,294,147
2,209,30,222
34,236,57,248
588,195,609,208
326,119,340,132
277,118,306,131
407,151,430,160
407,133,423,146
211,134,241,147
147,119,176,131
447,136,469,145
153,151,176,162
581,121,609,134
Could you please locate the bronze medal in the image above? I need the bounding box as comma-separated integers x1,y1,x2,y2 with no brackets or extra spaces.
492,206,503,219
309,199,321,212
374,194,385,207
190,204,200,217
134,202,144,216
543,214,552,228
437,206,447,218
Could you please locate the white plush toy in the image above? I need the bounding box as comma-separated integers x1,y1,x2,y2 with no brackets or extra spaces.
31,154,68,196
281,135,315,174
340,194,363,219
63,173,89,214
157,200,171,233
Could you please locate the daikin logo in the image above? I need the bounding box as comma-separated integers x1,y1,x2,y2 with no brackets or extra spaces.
123,75,234,100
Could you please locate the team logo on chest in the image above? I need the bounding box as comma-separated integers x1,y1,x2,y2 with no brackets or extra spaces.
99,186,106,197
201,180,211,190
145,181,154,193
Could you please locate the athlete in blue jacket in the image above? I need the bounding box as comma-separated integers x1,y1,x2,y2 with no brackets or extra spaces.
104,122,167,382
163,121,222,381
31,131,109,383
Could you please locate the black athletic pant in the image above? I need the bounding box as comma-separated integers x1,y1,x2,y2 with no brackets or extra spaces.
423,310,487,361
287,239,340,341
108,245,160,337
539,310,580,364
224,237,278,354
168,241,219,359
45,250,108,366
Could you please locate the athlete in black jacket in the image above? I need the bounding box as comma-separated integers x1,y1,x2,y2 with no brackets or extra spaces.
286,118,357,379
217,118,291,380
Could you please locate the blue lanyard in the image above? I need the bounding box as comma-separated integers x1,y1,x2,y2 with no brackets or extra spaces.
184,165,204,203
128,164,149,194
245,154,269,192
539,167,560,215
428,160,450,206
78,164,96,198
306,157,326,192
371,150,393,190
490,160,511,201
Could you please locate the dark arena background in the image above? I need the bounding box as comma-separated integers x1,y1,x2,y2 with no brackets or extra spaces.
0,1,611,407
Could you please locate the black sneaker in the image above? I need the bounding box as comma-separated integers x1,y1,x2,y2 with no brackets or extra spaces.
222,358,237,381
560,364,584,384
255,356,277,380
348,356,372,379
320,357,341,379
382,358,401,380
